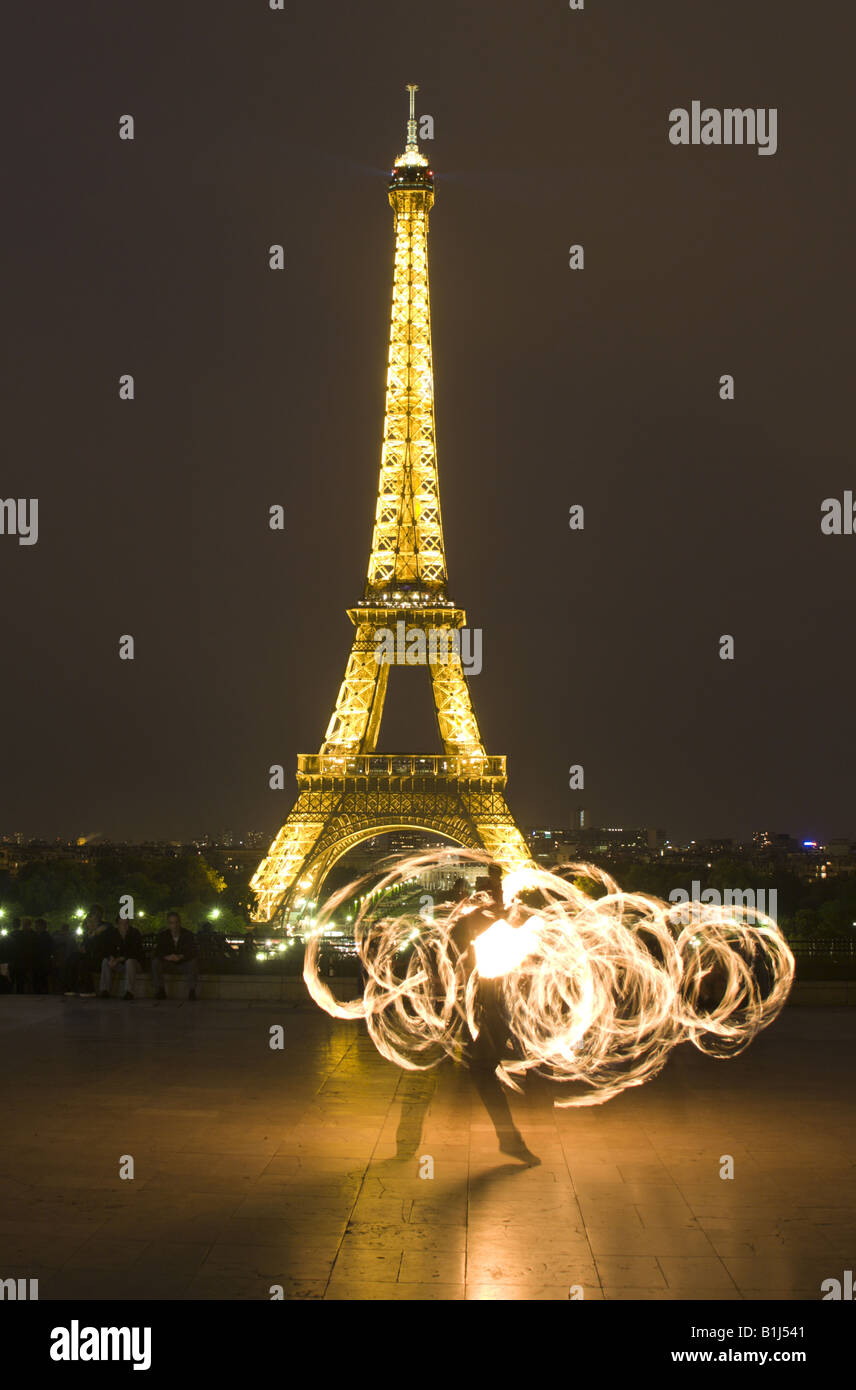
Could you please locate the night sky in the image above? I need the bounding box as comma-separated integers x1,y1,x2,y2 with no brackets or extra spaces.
4,0,854,845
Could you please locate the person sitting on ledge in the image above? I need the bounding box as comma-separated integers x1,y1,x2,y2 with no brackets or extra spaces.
99,916,146,1000
51,922,73,994
151,911,198,1001
13,919,37,994
32,919,54,994
65,904,107,998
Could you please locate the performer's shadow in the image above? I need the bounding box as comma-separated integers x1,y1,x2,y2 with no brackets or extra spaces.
393,1070,437,1160
380,1067,542,1172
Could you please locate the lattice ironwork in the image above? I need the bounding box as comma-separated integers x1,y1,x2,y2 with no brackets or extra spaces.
250,90,532,924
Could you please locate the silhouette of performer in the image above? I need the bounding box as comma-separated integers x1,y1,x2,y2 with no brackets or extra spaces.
452,865,540,1166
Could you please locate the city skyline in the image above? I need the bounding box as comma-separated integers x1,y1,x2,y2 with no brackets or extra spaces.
2,822,852,853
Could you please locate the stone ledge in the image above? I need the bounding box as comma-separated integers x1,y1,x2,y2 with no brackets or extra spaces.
788,979,856,1006
96,974,362,1002
87,976,856,1004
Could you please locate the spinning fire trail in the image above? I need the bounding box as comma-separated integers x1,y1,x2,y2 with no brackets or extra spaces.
304,849,795,1108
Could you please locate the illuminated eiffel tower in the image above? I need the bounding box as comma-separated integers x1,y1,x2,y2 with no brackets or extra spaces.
250,86,532,924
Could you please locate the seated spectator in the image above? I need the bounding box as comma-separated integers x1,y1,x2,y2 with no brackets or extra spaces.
4,918,20,991
13,919,36,994
32,918,53,994
0,922,14,993
151,911,198,1001
69,904,108,998
62,922,82,997
197,921,232,966
98,916,146,1000
51,923,73,993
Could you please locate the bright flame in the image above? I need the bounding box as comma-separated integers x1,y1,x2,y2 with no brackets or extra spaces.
302,847,795,1108
473,918,539,979
500,868,542,907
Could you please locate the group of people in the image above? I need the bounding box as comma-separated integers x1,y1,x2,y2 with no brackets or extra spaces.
0,906,202,1001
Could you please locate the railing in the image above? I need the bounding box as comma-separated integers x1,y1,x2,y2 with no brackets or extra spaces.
296,753,506,779
786,937,856,957
133,932,359,976
138,932,239,969
119,932,856,975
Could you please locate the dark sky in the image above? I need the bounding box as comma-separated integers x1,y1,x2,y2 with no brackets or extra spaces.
3,0,854,845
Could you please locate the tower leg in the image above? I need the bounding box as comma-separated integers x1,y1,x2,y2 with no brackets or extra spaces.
249,791,337,924
459,787,532,876
429,641,485,757
322,622,389,754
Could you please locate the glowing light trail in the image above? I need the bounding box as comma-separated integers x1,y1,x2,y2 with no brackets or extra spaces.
303,848,795,1107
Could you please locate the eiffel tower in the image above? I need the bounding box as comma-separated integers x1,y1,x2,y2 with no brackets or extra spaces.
250,86,532,925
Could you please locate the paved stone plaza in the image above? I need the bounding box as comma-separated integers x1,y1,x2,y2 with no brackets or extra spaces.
1,997,854,1300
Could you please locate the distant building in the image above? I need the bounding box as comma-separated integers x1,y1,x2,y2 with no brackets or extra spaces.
524,825,667,864
752,830,795,851
697,837,734,856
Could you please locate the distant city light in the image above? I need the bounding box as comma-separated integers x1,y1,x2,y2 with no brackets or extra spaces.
209,908,221,920
803,840,817,848
74,908,85,919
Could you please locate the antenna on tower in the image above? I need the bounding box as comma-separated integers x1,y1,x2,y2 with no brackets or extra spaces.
406,83,419,151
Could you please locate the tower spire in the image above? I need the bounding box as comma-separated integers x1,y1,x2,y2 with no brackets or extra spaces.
366,84,442,597
406,82,419,151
